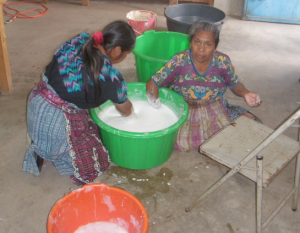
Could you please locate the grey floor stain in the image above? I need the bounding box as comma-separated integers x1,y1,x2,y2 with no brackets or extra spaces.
227,223,235,233
107,166,174,217
108,166,173,198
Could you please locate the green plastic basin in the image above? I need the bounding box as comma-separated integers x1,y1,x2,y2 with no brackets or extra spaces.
90,82,188,169
132,30,190,83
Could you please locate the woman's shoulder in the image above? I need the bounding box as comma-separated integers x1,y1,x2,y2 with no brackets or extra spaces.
54,33,91,56
170,49,191,62
213,51,233,64
176,49,190,57
214,51,230,59
67,33,91,43
100,56,123,83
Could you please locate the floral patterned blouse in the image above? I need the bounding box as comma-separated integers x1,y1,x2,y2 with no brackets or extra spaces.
152,49,240,101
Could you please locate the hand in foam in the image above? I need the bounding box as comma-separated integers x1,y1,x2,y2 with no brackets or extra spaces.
123,108,137,122
147,94,161,109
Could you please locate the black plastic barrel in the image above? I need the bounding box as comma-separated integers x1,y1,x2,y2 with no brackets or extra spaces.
164,3,226,34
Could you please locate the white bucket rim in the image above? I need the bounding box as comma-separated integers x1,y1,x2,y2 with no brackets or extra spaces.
126,10,157,22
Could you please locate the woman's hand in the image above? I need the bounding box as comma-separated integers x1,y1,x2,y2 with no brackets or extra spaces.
114,100,135,117
244,92,262,107
146,94,161,109
229,82,262,107
114,100,137,121
146,79,161,109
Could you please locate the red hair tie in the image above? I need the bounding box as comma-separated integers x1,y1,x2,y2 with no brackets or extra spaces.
92,31,104,46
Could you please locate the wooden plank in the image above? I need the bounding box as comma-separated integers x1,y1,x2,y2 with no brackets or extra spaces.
0,0,12,95
81,0,89,6
207,0,214,6
169,0,178,5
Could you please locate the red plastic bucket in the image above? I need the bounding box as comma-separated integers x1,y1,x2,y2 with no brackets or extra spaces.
47,183,149,233
126,10,156,36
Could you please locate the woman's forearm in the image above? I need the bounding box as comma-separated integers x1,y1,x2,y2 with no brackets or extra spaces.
146,78,159,99
229,82,250,98
229,82,262,107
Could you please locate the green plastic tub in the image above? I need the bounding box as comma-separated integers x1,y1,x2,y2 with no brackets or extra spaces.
90,82,188,170
132,30,190,83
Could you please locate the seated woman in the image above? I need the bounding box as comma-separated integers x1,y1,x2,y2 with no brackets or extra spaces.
146,21,262,152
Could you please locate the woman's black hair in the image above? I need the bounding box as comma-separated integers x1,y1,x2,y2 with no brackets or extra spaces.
81,20,136,106
188,21,220,48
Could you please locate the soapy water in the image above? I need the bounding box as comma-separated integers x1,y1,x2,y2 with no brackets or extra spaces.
98,100,179,133
74,221,128,233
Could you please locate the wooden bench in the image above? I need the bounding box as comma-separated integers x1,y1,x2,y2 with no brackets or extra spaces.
169,0,214,6
0,0,12,94
41,0,89,6
41,0,214,7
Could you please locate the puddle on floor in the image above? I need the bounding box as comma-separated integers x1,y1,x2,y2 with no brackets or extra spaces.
107,166,173,200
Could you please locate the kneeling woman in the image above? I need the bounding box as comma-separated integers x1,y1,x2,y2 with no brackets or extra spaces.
146,21,262,152
23,21,136,185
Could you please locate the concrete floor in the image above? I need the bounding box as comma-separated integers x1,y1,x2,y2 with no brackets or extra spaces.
1,1,300,233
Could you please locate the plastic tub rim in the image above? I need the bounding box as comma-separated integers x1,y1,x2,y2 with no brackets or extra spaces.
90,83,188,138
132,30,191,64
164,3,226,27
47,183,149,233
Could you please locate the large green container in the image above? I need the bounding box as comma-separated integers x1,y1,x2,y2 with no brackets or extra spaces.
90,82,188,170
132,30,190,83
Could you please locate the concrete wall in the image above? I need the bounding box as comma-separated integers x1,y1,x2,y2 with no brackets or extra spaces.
214,0,244,18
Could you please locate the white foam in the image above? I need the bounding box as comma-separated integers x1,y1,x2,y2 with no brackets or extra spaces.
98,100,178,132
74,221,128,233
102,195,116,212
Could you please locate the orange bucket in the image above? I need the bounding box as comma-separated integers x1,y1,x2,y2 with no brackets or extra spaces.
47,183,149,233
126,10,156,36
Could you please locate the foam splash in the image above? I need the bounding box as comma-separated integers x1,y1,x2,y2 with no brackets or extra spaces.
102,195,116,212
130,215,141,232
111,217,129,231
